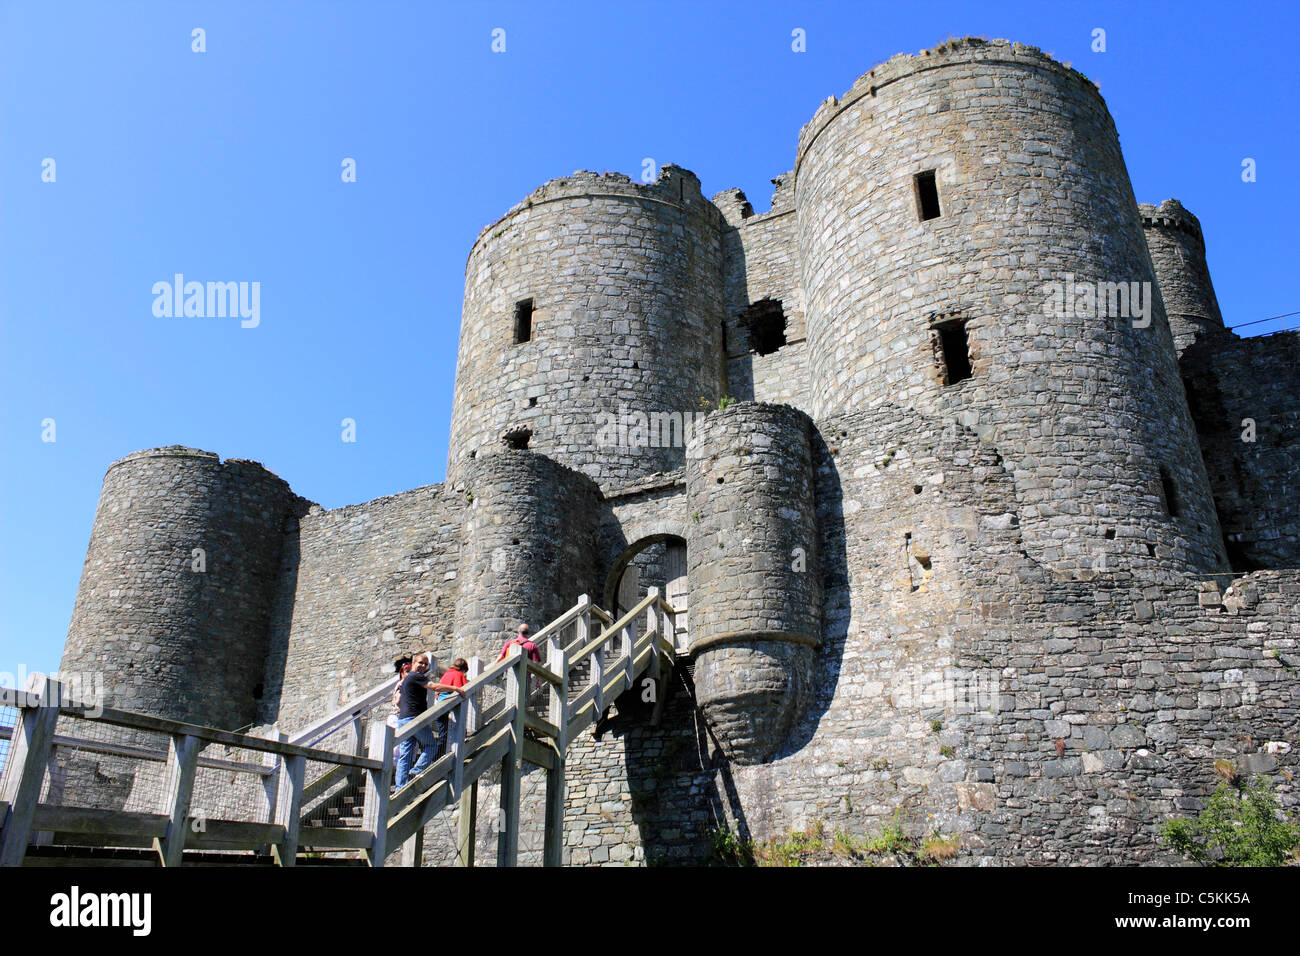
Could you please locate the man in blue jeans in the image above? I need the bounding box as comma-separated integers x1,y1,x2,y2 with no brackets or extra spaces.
394,653,466,789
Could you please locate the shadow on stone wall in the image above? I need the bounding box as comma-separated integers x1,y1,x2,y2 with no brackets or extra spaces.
612,666,753,865
258,512,303,727
780,426,848,755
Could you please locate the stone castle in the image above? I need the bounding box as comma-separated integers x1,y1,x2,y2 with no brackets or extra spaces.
59,38,1298,864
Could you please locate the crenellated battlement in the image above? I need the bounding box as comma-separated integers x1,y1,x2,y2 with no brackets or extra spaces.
1139,198,1207,238
796,37,1103,169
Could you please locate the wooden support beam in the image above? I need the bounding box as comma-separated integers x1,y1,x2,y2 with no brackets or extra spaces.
0,676,62,867
186,819,287,850
523,711,560,740
400,825,424,868
271,732,305,867
362,719,394,867
153,733,201,867
457,781,477,868
497,652,527,867
543,753,565,868
522,736,557,770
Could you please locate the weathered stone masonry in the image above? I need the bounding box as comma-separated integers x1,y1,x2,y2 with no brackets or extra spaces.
60,37,1297,864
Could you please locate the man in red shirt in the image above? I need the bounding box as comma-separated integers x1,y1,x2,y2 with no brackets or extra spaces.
497,624,541,663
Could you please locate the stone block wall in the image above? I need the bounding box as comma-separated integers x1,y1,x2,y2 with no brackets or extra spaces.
1178,328,1300,571
715,176,812,414
261,482,465,730
493,404,1297,866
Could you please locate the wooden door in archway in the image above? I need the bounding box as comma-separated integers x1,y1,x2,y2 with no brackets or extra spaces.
665,542,688,652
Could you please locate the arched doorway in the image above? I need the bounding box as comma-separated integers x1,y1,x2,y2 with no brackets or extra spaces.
605,535,688,650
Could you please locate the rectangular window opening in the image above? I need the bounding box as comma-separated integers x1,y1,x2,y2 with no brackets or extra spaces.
1159,467,1181,518
513,298,534,343
915,169,941,222
934,319,972,385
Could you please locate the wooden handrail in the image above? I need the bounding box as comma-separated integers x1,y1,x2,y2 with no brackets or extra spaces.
526,659,563,687
0,687,379,770
0,725,274,776
288,678,394,747
527,595,590,647
568,591,658,668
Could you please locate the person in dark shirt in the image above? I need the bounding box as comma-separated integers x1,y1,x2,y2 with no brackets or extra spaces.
394,653,465,788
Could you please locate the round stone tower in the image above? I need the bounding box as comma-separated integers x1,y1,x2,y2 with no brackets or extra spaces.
447,166,726,490
795,38,1225,577
61,447,303,729
1140,199,1225,355
452,448,600,662
685,402,821,764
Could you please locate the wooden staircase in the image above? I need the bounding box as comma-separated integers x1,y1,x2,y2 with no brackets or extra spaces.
0,589,680,867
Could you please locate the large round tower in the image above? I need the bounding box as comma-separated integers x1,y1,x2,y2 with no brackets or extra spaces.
61,447,303,730
795,38,1226,577
448,167,726,490
1140,199,1225,355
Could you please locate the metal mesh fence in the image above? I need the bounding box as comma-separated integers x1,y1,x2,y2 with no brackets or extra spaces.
190,739,275,824
0,702,17,779
39,712,174,815
299,713,373,834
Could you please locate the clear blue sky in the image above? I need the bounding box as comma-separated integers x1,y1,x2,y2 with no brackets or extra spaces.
3,0,1297,680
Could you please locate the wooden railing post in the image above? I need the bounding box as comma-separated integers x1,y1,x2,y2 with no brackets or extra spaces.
0,676,62,867
154,732,201,866
646,587,661,669
272,731,305,867
347,713,366,791
497,648,526,867
362,719,394,866
464,657,482,735
652,600,673,726
257,726,282,825
544,641,568,868
591,614,605,716
455,656,483,868
620,617,634,693
448,698,467,801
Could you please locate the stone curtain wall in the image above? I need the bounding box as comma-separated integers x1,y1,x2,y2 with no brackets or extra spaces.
262,483,465,730
447,167,726,490
715,176,813,413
